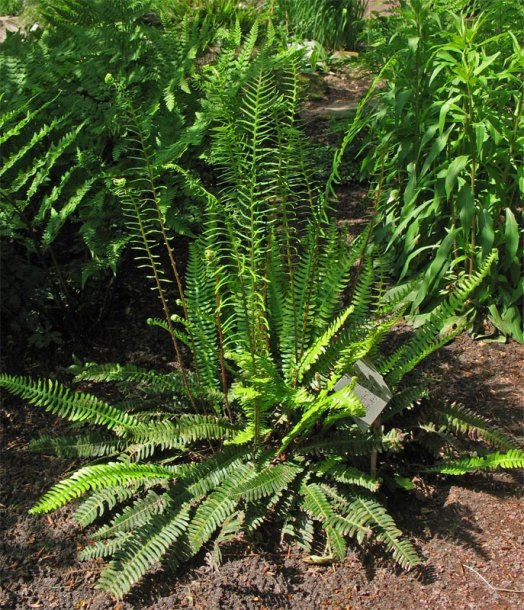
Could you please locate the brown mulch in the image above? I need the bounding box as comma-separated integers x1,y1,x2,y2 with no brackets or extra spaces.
1,67,523,610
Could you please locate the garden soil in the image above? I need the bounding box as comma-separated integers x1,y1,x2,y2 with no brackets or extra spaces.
1,69,523,610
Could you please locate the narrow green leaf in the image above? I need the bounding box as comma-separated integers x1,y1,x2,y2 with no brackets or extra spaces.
445,156,469,198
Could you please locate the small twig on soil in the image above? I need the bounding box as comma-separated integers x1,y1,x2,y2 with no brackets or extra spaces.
462,564,524,594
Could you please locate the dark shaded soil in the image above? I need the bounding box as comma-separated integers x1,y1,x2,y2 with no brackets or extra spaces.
1,65,523,610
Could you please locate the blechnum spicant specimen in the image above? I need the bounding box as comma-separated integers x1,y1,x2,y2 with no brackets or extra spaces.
1,23,523,600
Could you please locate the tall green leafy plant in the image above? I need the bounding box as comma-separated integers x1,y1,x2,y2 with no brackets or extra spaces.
279,0,367,51
359,0,523,340
1,21,522,600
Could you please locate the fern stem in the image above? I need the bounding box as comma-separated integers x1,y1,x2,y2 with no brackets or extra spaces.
214,275,232,421
123,99,202,386
126,191,197,412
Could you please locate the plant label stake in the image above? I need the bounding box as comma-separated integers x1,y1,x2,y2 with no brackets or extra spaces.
334,358,392,429
334,359,392,476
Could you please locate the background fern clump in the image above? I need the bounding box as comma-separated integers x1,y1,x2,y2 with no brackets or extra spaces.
2,23,523,600
0,0,214,349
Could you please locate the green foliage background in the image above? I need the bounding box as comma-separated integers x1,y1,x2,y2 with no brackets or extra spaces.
1,0,523,601
359,0,523,340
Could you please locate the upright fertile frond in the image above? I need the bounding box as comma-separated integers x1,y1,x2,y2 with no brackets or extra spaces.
313,226,369,333
279,228,320,376
295,303,355,383
184,239,221,391
112,175,195,406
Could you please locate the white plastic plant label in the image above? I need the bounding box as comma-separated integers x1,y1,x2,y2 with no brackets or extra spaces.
333,358,392,429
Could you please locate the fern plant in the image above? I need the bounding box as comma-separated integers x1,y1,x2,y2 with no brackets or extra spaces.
0,0,214,348
1,22,522,600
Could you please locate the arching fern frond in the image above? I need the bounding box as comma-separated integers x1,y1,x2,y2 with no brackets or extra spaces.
187,488,237,556
30,462,177,514
74,485,142,528
382,251,498,386
314,459,381,492
127,415,241,449
423,449,524,475
30,431,127,458
97,505,192,600
426,402,522,450
232,461,303,502
93,489,170,541
299,481,347,559
349,494,421,569
0,374,140,431
382,385,427,423
78,533,132,561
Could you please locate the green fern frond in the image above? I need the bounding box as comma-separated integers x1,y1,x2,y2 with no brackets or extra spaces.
181,447,252,500
30,431,127,458
427,402,521,450
0,117,64,180
295,304,355,383
97,506,191,600
243,490,285,534
299,481,347,559
233,462,303,502
383,251,498,386
424,449,524,475
381,385,427,422
187,488,237,555
350,494,421,569
314,459,381,492
184,238,221,390
75,485,141,528
93,490,170,541
313,227,371,333
299,428,405,457
317,486,373,544
0,374,140,431
282,508,315,553
127,415,241,449
78,533,131,561
41,177,97,247
72,361,180,389
31,462,176,514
